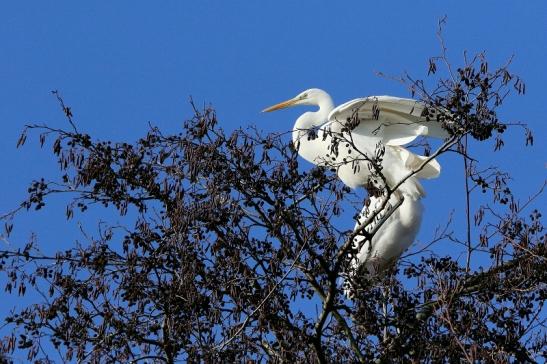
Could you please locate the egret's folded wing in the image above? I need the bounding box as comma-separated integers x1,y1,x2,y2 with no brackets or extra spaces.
328,96,449,145
381,124,429,146
390,145,442,179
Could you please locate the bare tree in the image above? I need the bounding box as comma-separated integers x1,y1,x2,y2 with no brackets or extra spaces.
1,30,545,363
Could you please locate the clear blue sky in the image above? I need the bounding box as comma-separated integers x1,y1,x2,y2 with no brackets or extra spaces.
1,0,546,358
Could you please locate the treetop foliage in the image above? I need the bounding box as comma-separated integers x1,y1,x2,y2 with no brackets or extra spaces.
1,28,545,363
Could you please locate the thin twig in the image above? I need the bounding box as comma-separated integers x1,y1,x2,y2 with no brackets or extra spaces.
214,238,308,351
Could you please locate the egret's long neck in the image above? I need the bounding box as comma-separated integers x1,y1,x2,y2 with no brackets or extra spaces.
292,93,334,165
292,95,334,145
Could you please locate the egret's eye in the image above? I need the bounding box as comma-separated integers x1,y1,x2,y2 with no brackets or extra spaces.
300,93,308,99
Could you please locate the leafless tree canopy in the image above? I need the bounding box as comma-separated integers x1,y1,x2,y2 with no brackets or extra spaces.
1,36,545,363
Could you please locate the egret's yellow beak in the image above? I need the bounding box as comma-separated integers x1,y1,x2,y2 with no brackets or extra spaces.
262,97,300,113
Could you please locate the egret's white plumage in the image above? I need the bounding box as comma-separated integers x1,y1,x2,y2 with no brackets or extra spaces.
263,88,446,286
351,193,423,275
263,88,447,198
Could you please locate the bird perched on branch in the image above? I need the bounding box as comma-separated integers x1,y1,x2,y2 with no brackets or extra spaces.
263,88,448,287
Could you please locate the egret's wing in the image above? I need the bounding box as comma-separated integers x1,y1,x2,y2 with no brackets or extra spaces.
327,96,449,145
390,145,442,179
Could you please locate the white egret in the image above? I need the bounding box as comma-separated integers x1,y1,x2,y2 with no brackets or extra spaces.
263,88,448,285
262,88,448,198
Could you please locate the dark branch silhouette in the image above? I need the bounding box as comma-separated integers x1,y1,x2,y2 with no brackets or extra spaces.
1,30,545,363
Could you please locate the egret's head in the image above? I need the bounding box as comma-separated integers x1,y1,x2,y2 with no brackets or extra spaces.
262,88,328,112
